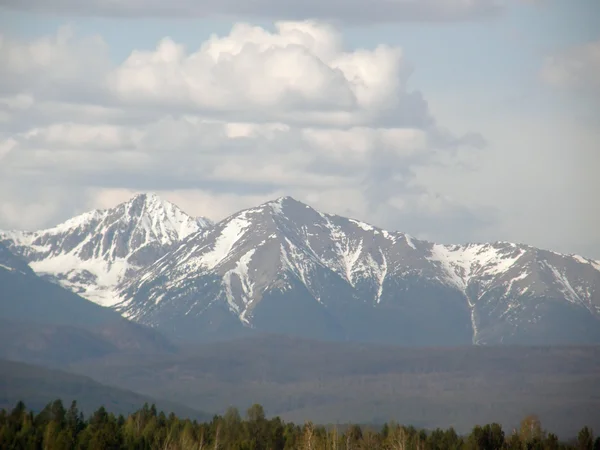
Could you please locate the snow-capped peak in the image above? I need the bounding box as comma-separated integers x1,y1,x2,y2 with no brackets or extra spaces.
0,193,213,307
115,192,211,245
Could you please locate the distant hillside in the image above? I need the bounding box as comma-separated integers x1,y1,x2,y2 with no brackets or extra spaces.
0,319,118,366
70,335,600,438
0,241,176,358
0,359,210,420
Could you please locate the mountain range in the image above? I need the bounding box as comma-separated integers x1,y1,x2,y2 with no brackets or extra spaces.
2,193,600,346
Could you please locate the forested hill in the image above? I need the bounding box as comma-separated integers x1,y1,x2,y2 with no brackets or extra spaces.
1,399,598,450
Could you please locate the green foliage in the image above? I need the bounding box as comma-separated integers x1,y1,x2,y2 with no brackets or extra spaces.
0,399,593,450
577,427,594,450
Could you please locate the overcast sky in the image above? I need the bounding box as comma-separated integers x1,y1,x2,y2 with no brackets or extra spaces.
0,0,598,258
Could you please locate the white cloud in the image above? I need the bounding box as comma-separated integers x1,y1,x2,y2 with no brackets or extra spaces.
0,138,16,161
0,22,495,254
0,26,110,100
0,23,429,128
0,9,595,260
411,95,600,255
107,22,417,127
21,123,141,150
541,40,600,94
0,179,91,231
0,0,503,23
302,127,428,165
0,198,61,230
0,94,34,111
0,117,440,192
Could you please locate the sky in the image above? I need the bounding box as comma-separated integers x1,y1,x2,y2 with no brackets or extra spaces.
0,0,598,258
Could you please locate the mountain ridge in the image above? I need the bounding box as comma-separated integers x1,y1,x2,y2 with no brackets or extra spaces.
2,194,599,346
114,196,600,345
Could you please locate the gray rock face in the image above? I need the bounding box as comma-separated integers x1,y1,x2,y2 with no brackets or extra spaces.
114,197,600,345
0,193,212,306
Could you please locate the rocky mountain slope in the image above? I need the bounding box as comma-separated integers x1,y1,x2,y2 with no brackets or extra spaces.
0,193,212,307
3,195,599,346
115,196,600,345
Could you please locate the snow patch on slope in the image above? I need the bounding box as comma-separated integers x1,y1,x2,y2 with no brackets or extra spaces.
322,217,364,286
30,253,130,307
281,237,314,288
405,234,417,250
223,249,256,321
573,255,589,265
572,254,600,275
348,218,374,232
467,296,480,345
504,271,530,294
428,243,527,345
546,263,584,305
200,217,250,270
428,244,467,290
428,243,525,290
0,263,15,272
375,250,388,303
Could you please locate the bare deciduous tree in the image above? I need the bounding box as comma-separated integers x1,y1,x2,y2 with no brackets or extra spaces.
390,425,407,450
213,423,221,450
303,421,315,450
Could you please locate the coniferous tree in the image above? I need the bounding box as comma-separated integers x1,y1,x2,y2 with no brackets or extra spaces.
0,400,593,450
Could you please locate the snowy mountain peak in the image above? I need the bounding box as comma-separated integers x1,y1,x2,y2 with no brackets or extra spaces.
0,193,212,307
256,196,311,216
111,192,211,245
271,195,296,204
130,191,160,202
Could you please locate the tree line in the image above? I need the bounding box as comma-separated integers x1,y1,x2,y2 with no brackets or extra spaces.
1,400,598,450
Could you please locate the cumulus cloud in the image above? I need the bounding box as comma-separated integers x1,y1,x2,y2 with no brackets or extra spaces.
107,22,428,127
541,40,600,94
0,22,430,127
0,26,111,101
0,0,503,23
0,22,487,250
